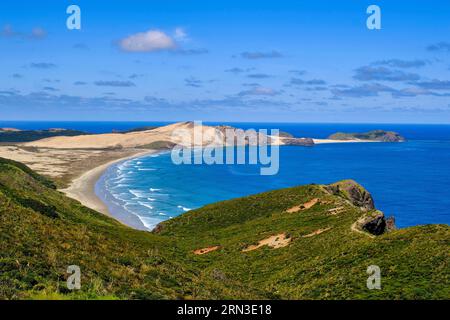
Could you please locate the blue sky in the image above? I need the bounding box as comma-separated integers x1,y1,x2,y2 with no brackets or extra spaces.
0,0,449,123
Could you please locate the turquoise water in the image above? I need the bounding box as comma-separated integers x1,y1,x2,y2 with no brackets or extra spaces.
93,124,450,230
2,121,448,230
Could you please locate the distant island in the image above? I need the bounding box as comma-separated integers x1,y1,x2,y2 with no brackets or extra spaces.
328,130,405,142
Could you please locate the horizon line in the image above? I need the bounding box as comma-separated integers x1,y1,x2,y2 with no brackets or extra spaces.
1,120,450,126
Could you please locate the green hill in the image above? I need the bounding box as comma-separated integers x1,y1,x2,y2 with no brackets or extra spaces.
0,157,448,299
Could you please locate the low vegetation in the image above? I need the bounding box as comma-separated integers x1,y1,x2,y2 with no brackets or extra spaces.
0,129,87,143
0,157,448,299
114,126,159,133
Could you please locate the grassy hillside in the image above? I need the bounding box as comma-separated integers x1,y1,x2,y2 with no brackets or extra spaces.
0,157,448,299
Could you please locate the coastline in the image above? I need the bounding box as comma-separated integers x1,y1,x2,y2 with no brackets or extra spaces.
60,149,158,229
5,122,399,232
57,140,379,230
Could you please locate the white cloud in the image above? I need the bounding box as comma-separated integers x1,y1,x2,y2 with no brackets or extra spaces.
239,86,280,96
174,27,188,42
119,29,177,52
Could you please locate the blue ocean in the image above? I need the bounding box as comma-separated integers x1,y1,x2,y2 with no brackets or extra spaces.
2,121,450,230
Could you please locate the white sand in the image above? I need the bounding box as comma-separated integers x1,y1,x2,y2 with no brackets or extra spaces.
59,150,156,226
22,122,223,149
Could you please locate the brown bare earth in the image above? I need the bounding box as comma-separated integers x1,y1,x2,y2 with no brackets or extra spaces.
193,246,221,255
21,121,282,149
22,122,218,149
328,207,345,215
302,227,332,238
286,198,320,213
242,233,291,252
0,145,149,187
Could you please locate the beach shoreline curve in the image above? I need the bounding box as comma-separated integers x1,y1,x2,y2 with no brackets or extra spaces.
59,149,158,230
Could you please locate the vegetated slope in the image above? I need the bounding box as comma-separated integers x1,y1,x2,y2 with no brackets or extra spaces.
156,181,448,299
0,129,87,143
0,157,448,300
0,157,259,299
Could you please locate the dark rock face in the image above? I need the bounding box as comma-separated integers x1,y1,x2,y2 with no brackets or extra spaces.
361,213,386,235
346,185,375,210
326,180,375,210
282,137,315,146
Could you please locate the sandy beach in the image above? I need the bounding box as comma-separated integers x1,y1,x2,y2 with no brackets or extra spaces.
60,159,113,216
51,138,374,229
0,122,382,230
59,150,158,229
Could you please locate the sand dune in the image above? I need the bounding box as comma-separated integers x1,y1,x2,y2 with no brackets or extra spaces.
24,121,352,149
23,122,236,149
1,122,374,182
0,122,379,231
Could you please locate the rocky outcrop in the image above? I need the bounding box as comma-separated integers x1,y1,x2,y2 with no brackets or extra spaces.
326,180,375,210
326,180,398,236
280,137,315,146
353,211,400,236
359,211,386,235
